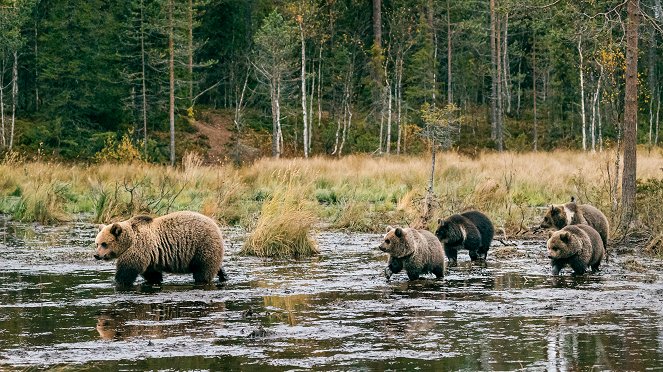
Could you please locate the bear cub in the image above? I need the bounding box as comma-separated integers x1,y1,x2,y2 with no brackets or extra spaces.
379,226,446,281
435,210,494,266
94,211,227,287
540,198,609,250
546,224,604,276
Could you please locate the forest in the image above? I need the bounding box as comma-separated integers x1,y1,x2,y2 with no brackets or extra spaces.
0,0,659,162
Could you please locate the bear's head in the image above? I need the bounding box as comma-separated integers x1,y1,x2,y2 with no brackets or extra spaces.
94,222,133,261
546,230,576,260
435,217,463,244
379,226,413,258
540,205,568,230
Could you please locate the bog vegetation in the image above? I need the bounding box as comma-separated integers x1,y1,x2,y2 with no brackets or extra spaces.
2,150,663,256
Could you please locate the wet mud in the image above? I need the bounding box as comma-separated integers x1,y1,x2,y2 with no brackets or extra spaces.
1,217,662,370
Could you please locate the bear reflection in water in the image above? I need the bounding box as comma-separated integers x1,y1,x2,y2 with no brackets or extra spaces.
96,301,225,340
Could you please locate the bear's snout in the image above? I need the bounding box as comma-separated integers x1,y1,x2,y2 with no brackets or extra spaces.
378,245,388,252
94,254,102,260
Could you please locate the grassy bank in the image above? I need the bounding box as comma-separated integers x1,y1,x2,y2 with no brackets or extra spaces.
2,150,663,241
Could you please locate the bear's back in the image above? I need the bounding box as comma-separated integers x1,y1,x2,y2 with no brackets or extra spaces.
576,204,609,248
147,211,224,273
573,224,604,267
460,210,494,249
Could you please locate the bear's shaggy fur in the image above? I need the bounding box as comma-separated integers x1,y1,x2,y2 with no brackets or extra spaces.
94,211,226,286
540,200,609,249
546,224,604,275
435,210,494,266
379,226,446,280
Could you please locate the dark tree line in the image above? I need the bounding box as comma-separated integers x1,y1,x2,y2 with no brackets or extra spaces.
0,0,656,166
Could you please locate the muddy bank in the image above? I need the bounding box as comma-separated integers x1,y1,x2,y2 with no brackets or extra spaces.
0,217,662,370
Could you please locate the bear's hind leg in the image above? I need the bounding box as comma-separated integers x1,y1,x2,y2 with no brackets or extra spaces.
142,269,163,285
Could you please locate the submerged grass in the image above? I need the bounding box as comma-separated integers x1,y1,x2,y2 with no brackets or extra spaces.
1,149,663,242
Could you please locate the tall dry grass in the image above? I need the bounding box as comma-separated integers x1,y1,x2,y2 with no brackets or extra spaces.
1,149,662,242
241,170,319,258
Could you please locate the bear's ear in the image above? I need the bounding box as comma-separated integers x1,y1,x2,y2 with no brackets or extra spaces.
385,225,394,233
394,227,404,238
560,231,570,242
570,196,576,203
110,223,122,237
437,218,443,225
97,224,106,232
551,205,560,215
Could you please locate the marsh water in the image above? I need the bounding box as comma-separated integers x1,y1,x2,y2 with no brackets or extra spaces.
1,217,662,371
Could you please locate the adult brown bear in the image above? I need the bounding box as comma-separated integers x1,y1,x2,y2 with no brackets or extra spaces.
94,211,227,286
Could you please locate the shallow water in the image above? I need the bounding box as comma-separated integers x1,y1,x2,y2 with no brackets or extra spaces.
1,217,662,370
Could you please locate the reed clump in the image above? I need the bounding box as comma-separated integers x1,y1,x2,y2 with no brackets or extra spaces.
241,170,319,258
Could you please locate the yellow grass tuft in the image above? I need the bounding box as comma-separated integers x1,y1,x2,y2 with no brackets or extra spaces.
241,171,319,258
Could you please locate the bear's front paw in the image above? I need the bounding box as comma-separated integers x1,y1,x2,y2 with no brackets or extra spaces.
384,267,393,280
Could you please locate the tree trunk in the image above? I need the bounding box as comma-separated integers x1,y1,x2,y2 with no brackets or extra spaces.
275,78,283,158
532,35,537,151
428,0,437,107
656,89,661,146
578,36,587,151
10,51,18,150
373,0,382,49
0,58,5,148
621,0,639,229
386,82,392,154
649,30,656,148
503,12,511,114
496,13,503,151
396,56,403,154
308,52,315,155
447,0,452,104
140,0,148,158
489,0,497,140
168,0,176,166
590,64,603,152
34,20,39,112
188,0,194,104
317,45,323,130
300,23,308,158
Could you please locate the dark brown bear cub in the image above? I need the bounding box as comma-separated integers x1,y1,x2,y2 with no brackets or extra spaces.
379,226,446,281
540,199,609,250
547,224,604,276
94,211,226,287
435,210,494,266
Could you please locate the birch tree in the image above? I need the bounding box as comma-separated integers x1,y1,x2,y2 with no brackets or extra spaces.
253,10,296,158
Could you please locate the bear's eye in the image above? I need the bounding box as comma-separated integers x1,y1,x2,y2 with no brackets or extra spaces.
385,239,390,244
101,242,107,248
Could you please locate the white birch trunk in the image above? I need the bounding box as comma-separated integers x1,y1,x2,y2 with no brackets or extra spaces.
590,64,603,152
386,81,392,154
10,51,18,150
396,57,403,155
300,24,308,158
578,37,587,151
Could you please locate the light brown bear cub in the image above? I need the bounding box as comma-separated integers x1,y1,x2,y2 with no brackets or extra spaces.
540,198,609,250
94,211,226,286
546,224,604,276
379,226,446,281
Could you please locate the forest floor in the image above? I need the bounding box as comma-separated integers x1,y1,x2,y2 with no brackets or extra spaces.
192,110,235,163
